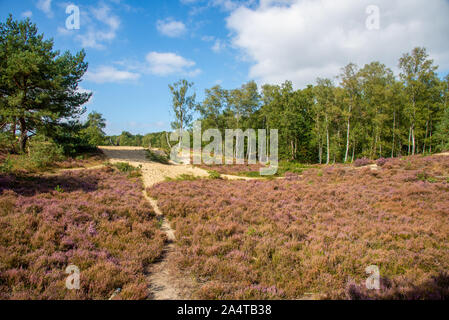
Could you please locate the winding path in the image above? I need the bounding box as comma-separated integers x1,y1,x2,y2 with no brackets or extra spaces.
99,146,209,299
99,146,267,299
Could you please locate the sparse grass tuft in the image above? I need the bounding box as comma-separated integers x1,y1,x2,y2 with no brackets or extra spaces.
165,174,201,181
112,162,142,178
146,149,170,164
208,170,222,180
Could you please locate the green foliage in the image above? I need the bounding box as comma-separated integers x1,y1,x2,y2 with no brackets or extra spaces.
192,47,447,164
208,170,222,179
0,132,14,151
28,139,64,168
237,171,261,178
169,79,196,132
146,149,170,164
80,112,106,147
49,120,95,156
54,185,64,193
165,174,201,181
0,156,13,173
0,15,91,152
277,161,312,176
112,162,142,178
435,105,449,151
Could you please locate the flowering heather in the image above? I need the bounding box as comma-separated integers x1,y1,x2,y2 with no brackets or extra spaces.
0,167,165,299
376,157,388,167
148,155,449,299
353,157,373,167
54,153,105,170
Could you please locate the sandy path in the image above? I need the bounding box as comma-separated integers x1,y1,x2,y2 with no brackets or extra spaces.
99,146,265,299
99,146,209,300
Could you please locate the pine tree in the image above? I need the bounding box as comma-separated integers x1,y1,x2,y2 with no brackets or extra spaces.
0,15,91,152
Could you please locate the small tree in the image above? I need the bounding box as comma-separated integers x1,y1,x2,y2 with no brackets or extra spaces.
81,112,106,146
168,79,196,138
0,15,91,152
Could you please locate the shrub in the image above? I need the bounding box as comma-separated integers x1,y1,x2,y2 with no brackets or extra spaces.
146,149,169,164
208,170,222,180
376,157,388,167
0,133,14,151
112,162,141,178
0,156,13,174
354,157,372,167
28,140,64,168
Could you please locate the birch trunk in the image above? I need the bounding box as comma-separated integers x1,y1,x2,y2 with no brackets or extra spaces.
344,110,351,163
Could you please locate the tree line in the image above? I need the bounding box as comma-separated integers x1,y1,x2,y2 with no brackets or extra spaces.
168,48,449,163
1,16,448,164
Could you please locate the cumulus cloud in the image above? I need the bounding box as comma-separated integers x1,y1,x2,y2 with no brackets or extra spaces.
36,0,52,17
226,0,449,87
58,3,121,49
156,18,187,37
85,66,140,83
146,52,201,76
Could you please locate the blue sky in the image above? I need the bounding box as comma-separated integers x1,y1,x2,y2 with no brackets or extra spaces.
1,0,449,135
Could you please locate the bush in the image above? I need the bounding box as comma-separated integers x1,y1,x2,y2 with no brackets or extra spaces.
146,149,169,164
354,157,372,167
112,162,142,178
28,140,64,168
0,156,13,174
376,157,388,167
208,170,222,180
0,132,14,151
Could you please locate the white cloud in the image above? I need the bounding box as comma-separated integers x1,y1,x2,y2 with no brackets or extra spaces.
77,86,94,106
146,52,200,76
201,35,215,42
226,0,449,87
181,0,254,13
36,0,52,17
21,11,33,18
212,39,226,53
85,66,140,83
156,18,187,37
58,4,121,49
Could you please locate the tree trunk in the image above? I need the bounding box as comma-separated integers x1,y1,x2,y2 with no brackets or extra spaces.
318,140,322,164
11,116,16,140
290,140,294,160
344,116,350,163
412,127,416,155
379,137,382,156
423,120,429,154
165,132,172,149
408,126,412,155
18,118,28,153
326,124,330,165
351,138,356,162
391,109,396,158
373,131,378,158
